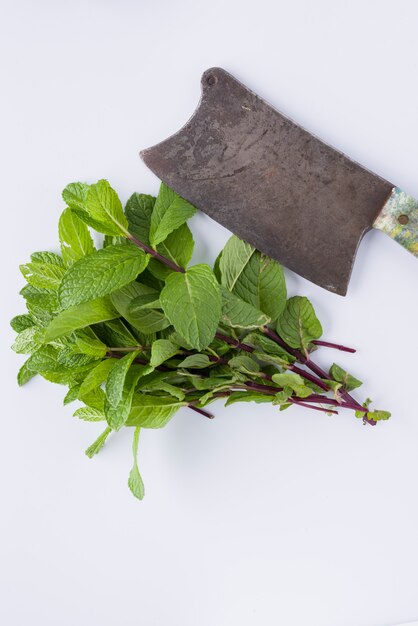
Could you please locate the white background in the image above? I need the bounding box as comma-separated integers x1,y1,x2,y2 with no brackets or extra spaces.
1,1,418,625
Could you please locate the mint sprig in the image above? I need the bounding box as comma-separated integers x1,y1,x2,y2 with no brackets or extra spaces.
11,179,391,499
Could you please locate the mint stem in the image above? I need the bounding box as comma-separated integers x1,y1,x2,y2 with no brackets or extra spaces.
127,234,185,273
312,340,356,353
261,327,375,426
188,403,214,419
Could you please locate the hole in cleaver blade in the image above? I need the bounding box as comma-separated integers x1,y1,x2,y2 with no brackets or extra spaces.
140,67,394,296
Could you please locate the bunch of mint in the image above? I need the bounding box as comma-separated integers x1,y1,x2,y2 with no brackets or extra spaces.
11,180,390,499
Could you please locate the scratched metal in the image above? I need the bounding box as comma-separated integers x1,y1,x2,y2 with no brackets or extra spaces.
373,187,418,257
140,67,395,295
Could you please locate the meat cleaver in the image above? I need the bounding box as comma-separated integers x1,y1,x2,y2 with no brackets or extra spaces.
140,67,418,295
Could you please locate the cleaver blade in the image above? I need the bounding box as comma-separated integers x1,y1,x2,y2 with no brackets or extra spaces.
140,67,418,295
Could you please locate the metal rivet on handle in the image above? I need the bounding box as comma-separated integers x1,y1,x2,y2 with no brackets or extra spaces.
397,214,409,225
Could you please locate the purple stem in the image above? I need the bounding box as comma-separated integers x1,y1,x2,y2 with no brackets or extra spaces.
128,234,185,273
312,340,356,353
188,403,214,419
215,331,254,353
261,327,375,426
288,398,338,415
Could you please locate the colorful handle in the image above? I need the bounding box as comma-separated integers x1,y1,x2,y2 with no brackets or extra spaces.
373,187,418,257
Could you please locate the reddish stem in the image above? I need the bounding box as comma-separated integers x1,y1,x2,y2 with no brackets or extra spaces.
188,403,214,419
312,340,356,353
128,234,185,273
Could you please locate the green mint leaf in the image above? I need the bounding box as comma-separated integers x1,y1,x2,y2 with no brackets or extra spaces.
329,363,362,391
221,287,270,329
20,284,57,309
44,297,119,342
178,354,212,369
11,326,42,354
74,406,106,422
84,179,129,236
225,391,272,406
105,366,146,430
228,355,260,374
10,314,35,333
77,359,116,397
219,235,254,290
220,236,286,321
127,393,183,428
149,183,196,247
128,427,145,500
85,426,112,458
58,207,95,264
105,351,140,408
272,389,293,405
74,331,107,357
276,296,322,351
127,300,171,334
63,384,81,405
366,410,391,421
97,319,140,348
17,359,36,386
148,224,195,280
19,264,62,291
79,387,106,411
58,244,148,308
62,182,90,212
160,264,221,351
244,332,295,362
139,379,185,401
150,339,179,368
125,193,155,244
252,351,290,368
272,373,313,398
26,345,60,373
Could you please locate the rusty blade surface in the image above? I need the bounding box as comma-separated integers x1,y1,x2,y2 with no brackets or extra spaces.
140,67,394,295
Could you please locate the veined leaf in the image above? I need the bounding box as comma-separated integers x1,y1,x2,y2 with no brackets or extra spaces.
221,287,270,329
105,366,146,430
74,406,106,422
329,363,362,391
20,285,58,316
220,235,286,321
10,314,35,333
125,193,155,244
148,224,194,279
62,182,90,212
225,391,272,406
12,326,42,354
20,252,66,291
59,207,95,263
271,372,313,398
276,296,322,351
178,354,212,369
160,264,221,351
58,244,148,308
85,426,112,458
105,351,141,408
74,331,107,357
77,359,116,397
127,393,184,428
17,359,36,386
150,339,179,368
44,297,119,342
84,179,129,236
219,235,254,290
128,427,145,500
127,298,171,334
228,355,260,374
149,183,196,247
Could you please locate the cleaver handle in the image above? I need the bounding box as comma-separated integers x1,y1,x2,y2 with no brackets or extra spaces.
373,187,418,257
